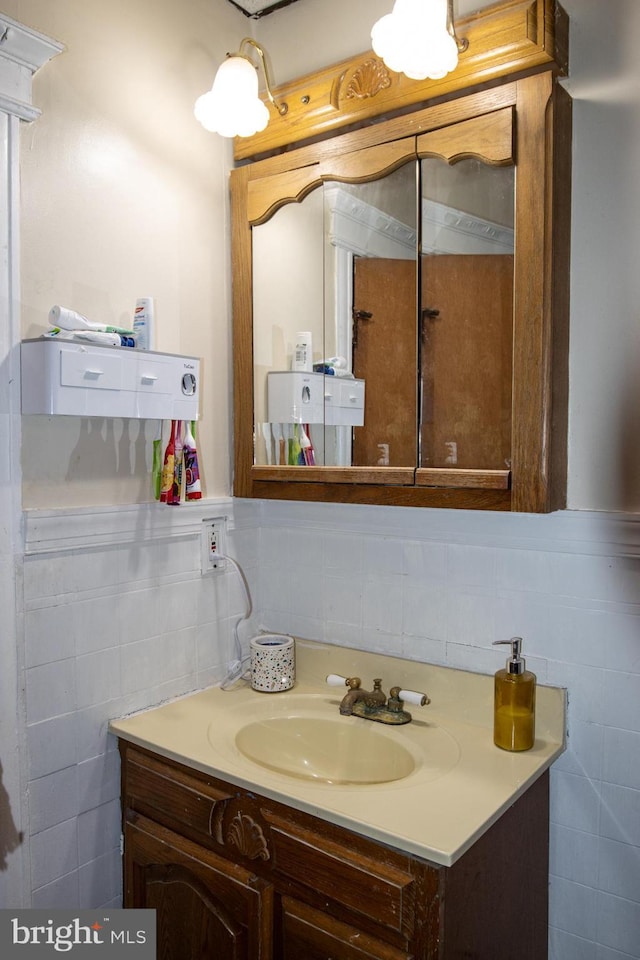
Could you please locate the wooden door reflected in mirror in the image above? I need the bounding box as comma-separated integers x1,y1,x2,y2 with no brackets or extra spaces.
419,157,515,472
352,257,417,467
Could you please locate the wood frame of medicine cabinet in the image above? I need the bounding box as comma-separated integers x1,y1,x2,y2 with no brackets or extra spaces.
232,0,569,163
232,66,571,514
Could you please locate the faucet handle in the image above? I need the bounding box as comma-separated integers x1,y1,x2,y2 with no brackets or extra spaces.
326,674,348,687
390,686,430,706
326,674,361,689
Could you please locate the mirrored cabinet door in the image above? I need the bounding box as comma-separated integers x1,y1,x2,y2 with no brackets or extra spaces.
416,106,515,491
252,186,325,466
327,164,419,470
251,156,419,474
419,157,514,478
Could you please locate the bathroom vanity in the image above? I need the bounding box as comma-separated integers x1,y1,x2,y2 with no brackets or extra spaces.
111,640,565,959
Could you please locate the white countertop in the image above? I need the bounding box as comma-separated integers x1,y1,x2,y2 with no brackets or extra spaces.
109,639,566,867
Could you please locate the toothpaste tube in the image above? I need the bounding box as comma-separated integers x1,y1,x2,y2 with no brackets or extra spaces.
183,421,202,500
49,304,134,336
45,327,135,347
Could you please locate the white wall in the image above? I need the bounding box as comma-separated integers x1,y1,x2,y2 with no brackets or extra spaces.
561,0,640,512
7,0,245,508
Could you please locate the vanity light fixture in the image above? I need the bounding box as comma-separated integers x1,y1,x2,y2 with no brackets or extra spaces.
371,0,468,81
194,38,287,138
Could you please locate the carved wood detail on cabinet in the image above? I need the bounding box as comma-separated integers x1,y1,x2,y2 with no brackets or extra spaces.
119,741,550,960
342,59,393,103
226,812,271,862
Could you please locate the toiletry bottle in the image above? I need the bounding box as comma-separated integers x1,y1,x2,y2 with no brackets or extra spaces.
133,297,155,351
159,421,176,503
292,331,312,371
183,421,202,500
492,637,536,751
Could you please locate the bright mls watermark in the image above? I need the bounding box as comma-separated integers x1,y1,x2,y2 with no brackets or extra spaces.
0,910,155,957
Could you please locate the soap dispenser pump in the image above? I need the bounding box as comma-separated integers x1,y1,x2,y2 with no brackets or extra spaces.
492,637,536,751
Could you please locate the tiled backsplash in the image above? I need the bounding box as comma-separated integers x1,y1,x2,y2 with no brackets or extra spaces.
252,500,640,960
20,498,640,958
21,498,256,909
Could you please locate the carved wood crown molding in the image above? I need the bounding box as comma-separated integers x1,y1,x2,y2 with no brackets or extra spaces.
234,0,568,161
0,13,63,120
344,58,392,101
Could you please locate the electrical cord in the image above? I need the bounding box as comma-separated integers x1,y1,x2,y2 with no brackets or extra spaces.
217,554,253,690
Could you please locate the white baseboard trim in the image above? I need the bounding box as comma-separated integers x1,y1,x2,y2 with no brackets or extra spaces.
246,500,640,558
23,498,234,555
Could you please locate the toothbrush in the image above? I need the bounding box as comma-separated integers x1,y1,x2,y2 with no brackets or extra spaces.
184,421,202,500
159,421,176,503
296,425,305,465
170,420,184,504
282,423,292,465
299,423,315,465
288,424,301,465
271,422,282,465
261,422,273,465
152,422,163,500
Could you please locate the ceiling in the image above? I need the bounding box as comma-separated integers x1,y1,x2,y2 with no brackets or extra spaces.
227,0,304,17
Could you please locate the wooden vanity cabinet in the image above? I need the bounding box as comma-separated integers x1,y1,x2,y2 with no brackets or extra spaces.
119,741,550,959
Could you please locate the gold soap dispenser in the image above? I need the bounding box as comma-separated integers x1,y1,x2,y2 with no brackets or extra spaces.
492,637,536,751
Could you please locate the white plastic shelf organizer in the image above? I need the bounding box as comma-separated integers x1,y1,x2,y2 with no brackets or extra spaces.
21,339,200,420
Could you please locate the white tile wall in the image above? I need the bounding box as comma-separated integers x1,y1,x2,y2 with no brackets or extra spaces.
249,499,640,960
20,499,257,910
19,498,640,959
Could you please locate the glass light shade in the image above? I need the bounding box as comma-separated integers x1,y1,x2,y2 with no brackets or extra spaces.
371,0,459,81
194,55,270,138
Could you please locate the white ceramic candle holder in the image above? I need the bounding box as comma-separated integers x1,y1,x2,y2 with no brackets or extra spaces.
250,634,295,693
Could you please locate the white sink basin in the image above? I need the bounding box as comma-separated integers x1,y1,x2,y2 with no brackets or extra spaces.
206,694,461,788
235,716,415,785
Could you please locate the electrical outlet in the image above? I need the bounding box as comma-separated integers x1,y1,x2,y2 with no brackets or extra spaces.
201,517,227,574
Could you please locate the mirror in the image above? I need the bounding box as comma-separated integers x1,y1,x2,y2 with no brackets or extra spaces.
419,157,514,472
252,189,325,465
252,162,419,469
252,154,514,473
234,69,570,513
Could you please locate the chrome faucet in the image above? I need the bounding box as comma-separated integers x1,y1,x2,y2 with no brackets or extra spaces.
326,675,430,725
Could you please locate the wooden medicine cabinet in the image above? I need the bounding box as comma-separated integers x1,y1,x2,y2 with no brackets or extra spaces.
232,0,571,513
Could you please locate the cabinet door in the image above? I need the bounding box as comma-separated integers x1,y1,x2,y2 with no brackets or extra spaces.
124,815,273,960
420,252,513,471
279,897,413,960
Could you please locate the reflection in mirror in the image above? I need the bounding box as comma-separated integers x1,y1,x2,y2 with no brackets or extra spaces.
419,157,515,471
325,162,418,468
252,187,325,466
252,163,419,469
251,157,513,473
